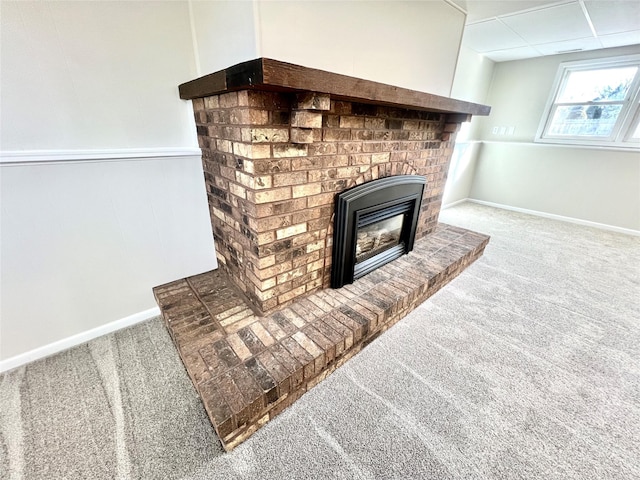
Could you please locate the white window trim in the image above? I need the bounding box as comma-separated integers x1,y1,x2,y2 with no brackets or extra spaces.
535,54,640,150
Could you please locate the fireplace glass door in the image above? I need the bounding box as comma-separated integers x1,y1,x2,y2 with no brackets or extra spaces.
331,175,425,288
353,201,412,279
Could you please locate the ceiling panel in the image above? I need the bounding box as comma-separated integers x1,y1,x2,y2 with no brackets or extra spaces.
585,0,640,35
458,0,640,61
463,19,527,52
534,36,603,55
500,2,594,45
598,30,640,48
451,0,557,23
484,46,543,62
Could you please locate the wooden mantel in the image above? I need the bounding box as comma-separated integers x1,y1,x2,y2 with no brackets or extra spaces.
179,58,491,117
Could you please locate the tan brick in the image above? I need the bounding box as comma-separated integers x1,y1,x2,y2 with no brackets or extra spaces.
322,129,351,142
227,333,252,361
273,171,308,187
251,128,289,143
296,92,330,110
364,117,386,129
256,231,276,245
307,192,334,208
232,142,271,159
192,98,205,111
216,139,233,153
276,223,307,240
255,261,293,281
307,258,325,272
338,142,363,154
291,111,322,129
292,183,322,198
292,209,322,224
403,120,421,130
247,271,277,291
290,128,315,144
228,182,246,199
252,187,291,204
372,152,391,164
306,240,325,253
278,285,307,304
291,331,323,357
339,116,365,129
256,254,276,269
254,175,273,190
204,96,219,109
250,323,276,347
219,92,239,108
276,266,307,284
235,171,254,189
255,215,291,233
237,91,249,106
273,144,308,158
308,143,338,156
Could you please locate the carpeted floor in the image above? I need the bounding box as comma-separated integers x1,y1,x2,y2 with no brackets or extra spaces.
1,203,639,479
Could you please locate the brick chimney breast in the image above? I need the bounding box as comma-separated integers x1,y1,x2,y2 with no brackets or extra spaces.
182,58,490,315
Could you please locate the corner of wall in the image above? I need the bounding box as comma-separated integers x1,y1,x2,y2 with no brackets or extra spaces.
252,0,263,58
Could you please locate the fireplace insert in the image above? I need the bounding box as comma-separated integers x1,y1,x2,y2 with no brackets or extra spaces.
331,175,426,288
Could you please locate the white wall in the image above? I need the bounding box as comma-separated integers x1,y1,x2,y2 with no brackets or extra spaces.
471,143,639,230
1,158,216,361
443,46,495,206
1,0,469,368
189,0,258,76
1,1,198,150
255,0,465,96
0,1,216,367
467,45,640,232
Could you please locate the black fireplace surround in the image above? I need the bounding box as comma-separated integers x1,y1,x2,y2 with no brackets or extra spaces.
331,175,426,288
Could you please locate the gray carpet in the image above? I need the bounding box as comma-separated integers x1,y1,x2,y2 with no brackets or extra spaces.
1,203,639,479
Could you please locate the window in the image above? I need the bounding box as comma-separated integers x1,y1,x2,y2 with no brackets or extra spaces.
536,54,640,148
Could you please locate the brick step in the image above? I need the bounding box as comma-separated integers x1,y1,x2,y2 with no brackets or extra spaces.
153,223,489,451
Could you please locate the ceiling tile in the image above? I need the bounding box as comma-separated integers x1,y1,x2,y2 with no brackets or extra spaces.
585,0,640,36
534,36,603,55
484,46,543,62
463,19,528,52
500,2,594,44
461,0,559,23
598,30,640,48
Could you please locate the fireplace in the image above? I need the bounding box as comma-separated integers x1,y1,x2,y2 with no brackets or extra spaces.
153,58,490,451
332,175,425,288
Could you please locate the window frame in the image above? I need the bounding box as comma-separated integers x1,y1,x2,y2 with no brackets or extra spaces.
535,54,640,149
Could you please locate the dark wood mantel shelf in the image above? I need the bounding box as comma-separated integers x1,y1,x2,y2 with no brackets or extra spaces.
179,58,490,116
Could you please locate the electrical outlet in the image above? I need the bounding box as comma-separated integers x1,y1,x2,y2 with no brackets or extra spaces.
492,126,499,134
507,126,515,135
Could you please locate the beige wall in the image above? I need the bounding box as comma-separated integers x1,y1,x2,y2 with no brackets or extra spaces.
467,45,640,231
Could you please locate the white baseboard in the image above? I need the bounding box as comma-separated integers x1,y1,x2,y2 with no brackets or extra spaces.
0,307,160,374
441,198,469,210
467,199,640,236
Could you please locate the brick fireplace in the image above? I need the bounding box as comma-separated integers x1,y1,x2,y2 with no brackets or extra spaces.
154,58,490,450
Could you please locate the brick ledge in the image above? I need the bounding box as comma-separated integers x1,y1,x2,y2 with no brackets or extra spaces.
153,223,489,451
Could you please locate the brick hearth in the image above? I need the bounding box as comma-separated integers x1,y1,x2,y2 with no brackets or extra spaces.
154,58,490,451
154,223,489,451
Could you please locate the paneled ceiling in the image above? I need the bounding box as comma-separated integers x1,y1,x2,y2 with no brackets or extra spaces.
451,0,640,62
